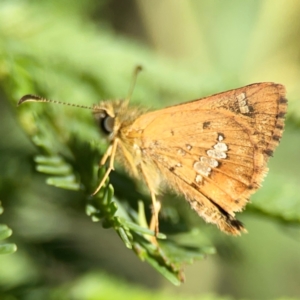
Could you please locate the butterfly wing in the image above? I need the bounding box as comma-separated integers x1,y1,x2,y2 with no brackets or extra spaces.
125,83,287,234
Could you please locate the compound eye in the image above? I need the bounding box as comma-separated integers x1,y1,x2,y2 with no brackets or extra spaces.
101,115,115,134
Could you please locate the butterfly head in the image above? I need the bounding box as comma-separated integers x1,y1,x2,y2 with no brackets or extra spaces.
93,99,129,140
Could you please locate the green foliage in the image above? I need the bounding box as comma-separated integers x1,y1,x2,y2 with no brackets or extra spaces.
0,202,17,255
250,126,300,223
49,272,233,300
0,0,300,299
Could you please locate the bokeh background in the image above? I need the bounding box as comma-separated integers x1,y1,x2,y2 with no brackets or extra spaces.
0,1,300,299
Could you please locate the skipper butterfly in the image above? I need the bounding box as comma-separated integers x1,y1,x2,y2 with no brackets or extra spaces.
18,67,287,235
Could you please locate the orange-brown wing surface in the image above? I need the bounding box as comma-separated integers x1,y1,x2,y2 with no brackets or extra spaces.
126,83,287,234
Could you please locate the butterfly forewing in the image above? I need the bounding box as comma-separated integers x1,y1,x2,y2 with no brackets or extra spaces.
124,82,287,234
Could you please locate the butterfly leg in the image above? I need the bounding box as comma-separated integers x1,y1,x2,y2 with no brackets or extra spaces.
99,144,113,166
149,192,161,236
139,165,161,236
91,139,118,196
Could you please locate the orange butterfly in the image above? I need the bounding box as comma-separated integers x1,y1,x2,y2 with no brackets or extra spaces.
19,68,287,236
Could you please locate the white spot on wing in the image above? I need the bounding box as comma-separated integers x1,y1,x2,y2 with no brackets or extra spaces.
195,174,202,183
237,92,246,101
177,149,186,156
193,161,211,177
200,156,219,168
193,135,228,178
206,137,228,159
214,142,228,152
237,92,250,114
133,143,142,155
207,149,227,159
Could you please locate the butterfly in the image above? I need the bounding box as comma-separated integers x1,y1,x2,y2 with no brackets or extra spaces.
18,68,287,236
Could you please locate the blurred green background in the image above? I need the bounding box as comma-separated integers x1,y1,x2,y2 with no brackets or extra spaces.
0,0,300,299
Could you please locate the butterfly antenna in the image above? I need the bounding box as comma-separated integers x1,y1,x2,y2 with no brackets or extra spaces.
17,94,93,110
125,65,143,104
